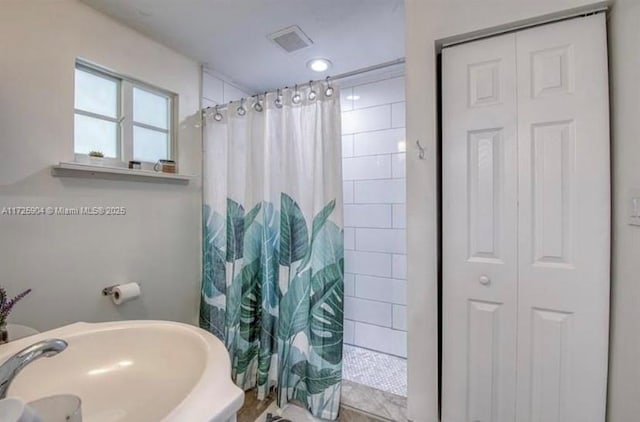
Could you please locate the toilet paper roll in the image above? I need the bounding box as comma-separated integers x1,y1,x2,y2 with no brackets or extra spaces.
112,282,141,305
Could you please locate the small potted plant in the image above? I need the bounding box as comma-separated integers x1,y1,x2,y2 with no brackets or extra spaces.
0,287,32,344
88,150,104,164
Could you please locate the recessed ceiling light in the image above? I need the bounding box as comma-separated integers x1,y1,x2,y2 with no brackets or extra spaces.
347,95,360,100
307,58,332,73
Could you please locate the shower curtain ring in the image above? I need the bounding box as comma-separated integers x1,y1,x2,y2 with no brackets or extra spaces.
308,80,318,101
213,105,223,121
324,76,334,97
292,84,302,104
237,98,246,116
253,94,263,112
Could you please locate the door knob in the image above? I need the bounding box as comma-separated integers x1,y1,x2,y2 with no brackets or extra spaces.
479,275,491,285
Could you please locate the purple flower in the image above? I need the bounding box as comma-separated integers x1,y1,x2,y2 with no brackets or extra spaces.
0,287,32,325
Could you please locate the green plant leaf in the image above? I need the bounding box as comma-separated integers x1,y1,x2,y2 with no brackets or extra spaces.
239,258,261,342
204,195,343,412
277,268,311,340
257,312,277,387
298,200,337,272
198,299,226,340
305,203,344,364
243,208,263,262
225,269,243,331
310,200,336,242
261,201,280,311
201,205,227,340
238,209,263,343
235,343,258,379
256,202,280,389
290,360,342,394
309,262,344,365
282,347,310,404
244,202,262,230
309,221,343,290
202,205,215,298
226,198,245,262
202,205,226,297
292,384,308,405
279,193,308,266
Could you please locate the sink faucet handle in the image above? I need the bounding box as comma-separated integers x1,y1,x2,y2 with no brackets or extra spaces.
0,338,67,399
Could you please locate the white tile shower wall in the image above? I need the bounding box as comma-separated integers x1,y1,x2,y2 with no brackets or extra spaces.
355,322,407,357
341,75,407,357
345,250,392,277
344,204,392,228
202,69,250,106
355,275,407,305
355,179,406,204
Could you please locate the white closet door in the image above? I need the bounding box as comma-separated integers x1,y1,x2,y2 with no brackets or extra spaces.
515,14,610,422
442,33,519,422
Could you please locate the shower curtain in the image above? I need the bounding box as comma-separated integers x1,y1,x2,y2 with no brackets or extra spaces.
200,85,344,420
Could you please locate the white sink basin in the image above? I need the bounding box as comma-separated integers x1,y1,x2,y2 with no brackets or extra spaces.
0,320,244,422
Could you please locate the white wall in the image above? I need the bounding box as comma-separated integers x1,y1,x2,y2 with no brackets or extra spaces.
607,1,640,421
0,0,202,331
404,1,611,421
340,75,407,358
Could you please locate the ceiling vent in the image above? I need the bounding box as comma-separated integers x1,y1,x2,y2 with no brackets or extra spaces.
268,25,313,53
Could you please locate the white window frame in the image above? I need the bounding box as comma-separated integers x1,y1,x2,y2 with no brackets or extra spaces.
74,60,178,167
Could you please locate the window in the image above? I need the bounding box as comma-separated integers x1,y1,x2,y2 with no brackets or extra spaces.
74,62,175,164
74,66,120,158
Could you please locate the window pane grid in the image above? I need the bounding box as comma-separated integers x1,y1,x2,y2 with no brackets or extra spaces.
74,61,175,164
132,87,172,162
74,114,120,158
133,125,169,163
74,108,121,124
132,121,170,133
74,66,120,119
133,86,170,130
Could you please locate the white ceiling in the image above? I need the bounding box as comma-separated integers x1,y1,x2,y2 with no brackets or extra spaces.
81,0,405,93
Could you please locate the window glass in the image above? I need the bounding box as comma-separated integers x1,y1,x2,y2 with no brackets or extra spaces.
133,87,169,129
73,62,175,163
74,114,118,157
74,68,118,118
133,126,168,162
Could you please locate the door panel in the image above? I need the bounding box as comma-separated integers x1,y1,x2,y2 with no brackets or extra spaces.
515,14,610,422
442,32,518,422
442,13,610,422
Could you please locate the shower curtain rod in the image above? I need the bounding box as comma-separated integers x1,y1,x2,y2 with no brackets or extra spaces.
328,57,405,84
202,57,405,111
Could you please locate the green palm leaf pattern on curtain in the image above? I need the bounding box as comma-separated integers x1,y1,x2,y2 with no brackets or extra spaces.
280,194,309,267
201,193,343,420
200,82,342,420
277,194,344,419
200,205,227,340
257,201,280,397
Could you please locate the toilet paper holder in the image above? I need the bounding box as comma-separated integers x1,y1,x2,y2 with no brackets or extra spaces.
102,283,142,305
101,285,119,296
101,283,141,297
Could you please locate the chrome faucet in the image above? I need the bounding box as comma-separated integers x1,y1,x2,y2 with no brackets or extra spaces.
0,339,67,399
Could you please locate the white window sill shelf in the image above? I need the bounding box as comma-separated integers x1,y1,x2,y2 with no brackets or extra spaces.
51,162,192,185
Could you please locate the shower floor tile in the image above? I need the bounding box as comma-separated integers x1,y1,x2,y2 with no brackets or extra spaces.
342,345,407,397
